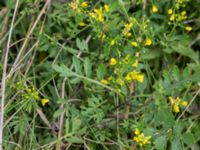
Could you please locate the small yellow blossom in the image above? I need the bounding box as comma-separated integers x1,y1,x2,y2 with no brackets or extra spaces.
122,23,133,37
41,98,49,106
133,130,151,146
108,76,113,81
168,8,173,15
124,54,130,64
125,71,144,83
100,79,109,85
169,96,187,113
132,60,138,68
131,41,138,47
79,22,86,26
111,40,115,45
152,5,158,13
185,26,192,32
169,14,175,21
173,104,180,113
80,2,88,7
104,4,109,12
109,58,117,65
134,128,140,135
90,7,104,22
116,78,124,86
181,101,188,107
144,38,152,46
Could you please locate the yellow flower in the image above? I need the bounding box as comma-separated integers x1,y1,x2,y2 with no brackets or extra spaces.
100,79,109,85
173,104,180,113
185,26,192,32
131,41,138,47
122,23,133,37
169,14,175,21
116,78,124,86
69,0,79,10
111,40,115,45
144,38,152,46
104,4,109,12
134,128,140,135
125,71,144,83
90,7,104,22
41,98,49,106
80,1,88,7
168,8,173,15
109,58,117,65
79,22,86,26
152,5,158,13
133,132,151,146
124,54,130,64
132,60,138,67
108,76,113,81
181,101,188,106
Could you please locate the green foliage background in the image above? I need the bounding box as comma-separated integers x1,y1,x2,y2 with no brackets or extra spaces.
0,0,200,149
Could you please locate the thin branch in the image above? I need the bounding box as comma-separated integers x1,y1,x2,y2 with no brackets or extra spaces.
0,0,19,149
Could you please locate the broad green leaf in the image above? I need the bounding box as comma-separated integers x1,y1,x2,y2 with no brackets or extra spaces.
154,135,167,150
171,138,182,150
154,109,175,128
182,132,195,146
171,43,199,63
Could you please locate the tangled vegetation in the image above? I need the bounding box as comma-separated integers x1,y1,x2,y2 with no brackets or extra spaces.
0,0,200,149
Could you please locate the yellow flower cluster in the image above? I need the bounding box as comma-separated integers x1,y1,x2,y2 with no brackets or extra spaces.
122,22,133,37
169,96,188,113
133,128,151,146
68,0,89,12
125,71,144,83
22,87,40,100
89,4,109,22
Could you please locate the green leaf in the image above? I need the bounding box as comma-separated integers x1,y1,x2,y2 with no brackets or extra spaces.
53,109,65,118
65,136,83,143
52,64,74,77
96,64,106,80
171,138,182,150
72,57,82,74
76,38,88,51
171,43,199,63
72,118,81,132
182,132,195,146
84,58,92,77
154,135,167,150
141,48,162,60
154,109,175,128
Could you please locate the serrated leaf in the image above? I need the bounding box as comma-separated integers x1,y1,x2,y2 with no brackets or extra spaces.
84,58,92,77
171,43,199,63
72,57,82,74
96,64,106,80
154,135,167,150
154,109,175,128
